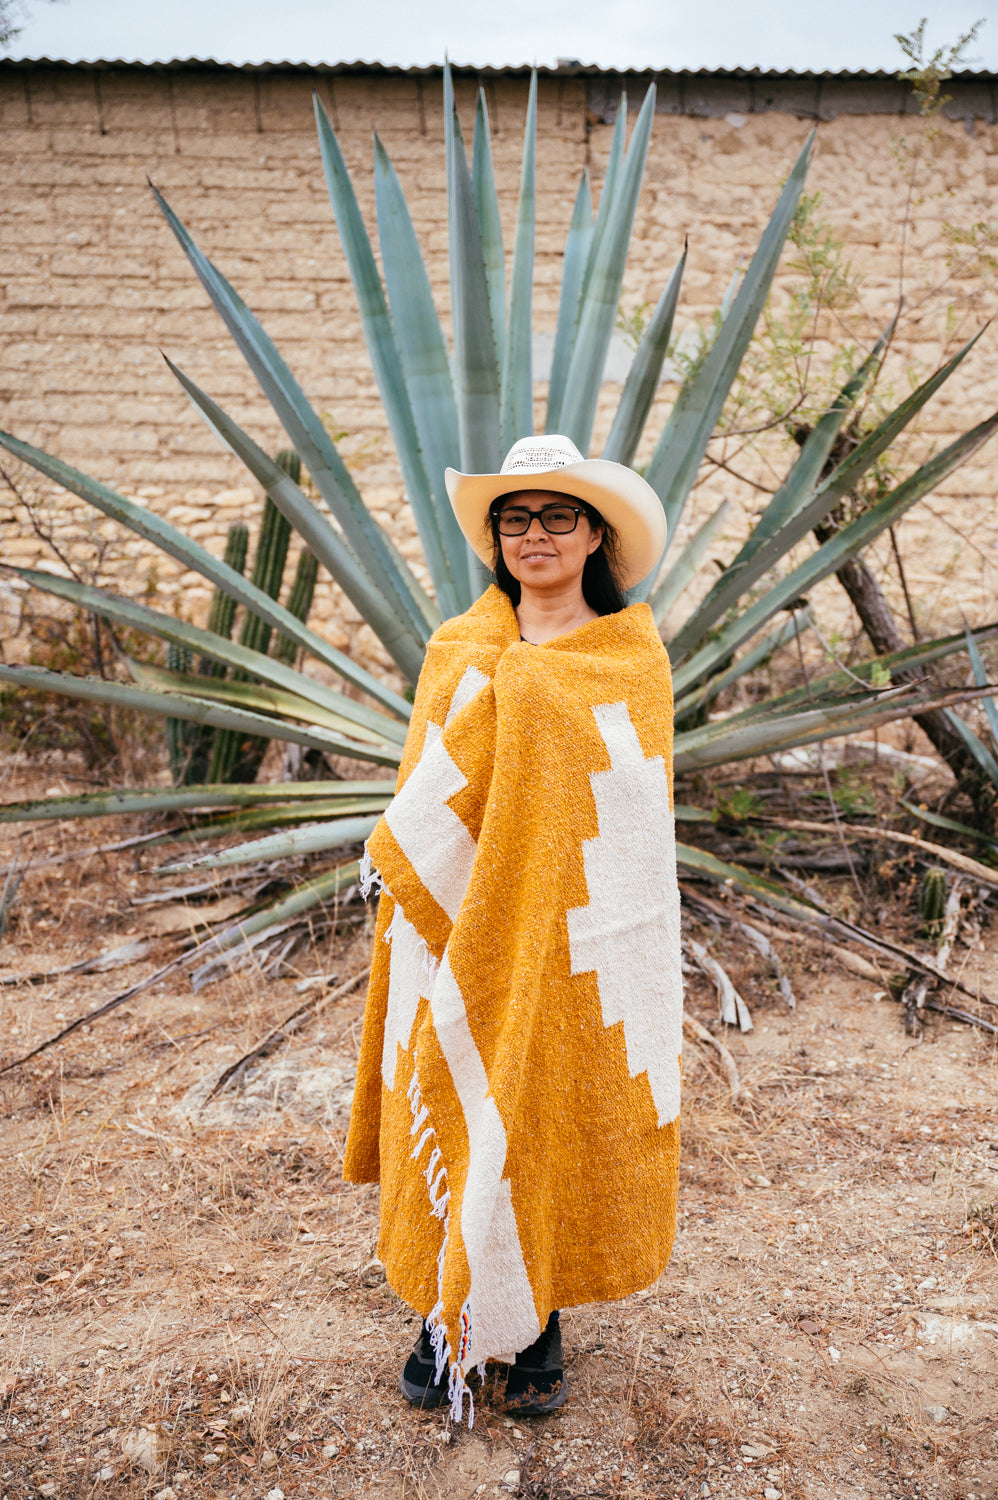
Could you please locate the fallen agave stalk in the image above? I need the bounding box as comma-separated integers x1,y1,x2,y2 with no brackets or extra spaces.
683,881,998,1035
747,815,998,888
0,861,360,1075
202,966,370,1104
682,1014,743,1106
687,938,754,1032
0,937,151,988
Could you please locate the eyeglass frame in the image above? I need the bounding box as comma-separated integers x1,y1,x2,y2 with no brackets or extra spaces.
490,499,589,537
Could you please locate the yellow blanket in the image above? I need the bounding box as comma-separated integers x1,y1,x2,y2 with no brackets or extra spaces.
344,585,683,1419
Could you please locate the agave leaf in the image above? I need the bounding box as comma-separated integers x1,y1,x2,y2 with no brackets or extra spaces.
0,665,403,769
500,69,537,452
372,137,469,612
603,245,686,469
150,181,431,651
159,815,381,873
644,131,816,542
125,659,396,746
674,410,998,696
448,95,502,477
674,683,990,773
180,793,390,833
962,623,998,746
670,330,980,663
677,841,817,917
152,800,389,848
204,861,362,957
0,430,413,721
167,355,436,666
650,498,731,626
312,109,461,621
670,335,888,655
15,565,408,748
472,88,506,366
725,620,998,726
443,58,456,198
674,610,806,721
944,706,998,787
580,96,628,307
899,798,998,851
558,85,657,454
0,782,395,824
546,170,593,434
743,328,892,550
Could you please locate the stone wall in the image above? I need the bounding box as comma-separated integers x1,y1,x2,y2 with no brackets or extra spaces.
2,61,998,682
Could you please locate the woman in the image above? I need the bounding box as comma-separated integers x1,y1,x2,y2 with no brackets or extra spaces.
343,435,683,1423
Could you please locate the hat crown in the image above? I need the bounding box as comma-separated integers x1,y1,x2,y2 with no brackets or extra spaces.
499,434,584,477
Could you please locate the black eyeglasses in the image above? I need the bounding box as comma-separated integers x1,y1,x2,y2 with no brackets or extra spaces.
494,502,586,536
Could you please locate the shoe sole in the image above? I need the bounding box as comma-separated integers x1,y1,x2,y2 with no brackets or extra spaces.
504,1373,570,1415
399,1371,450,1408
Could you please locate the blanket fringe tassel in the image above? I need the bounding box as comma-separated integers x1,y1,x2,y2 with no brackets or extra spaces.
407,1068,473,1426
374,863,475,1427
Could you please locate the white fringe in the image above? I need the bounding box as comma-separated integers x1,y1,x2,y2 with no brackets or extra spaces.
359,846,382,900
406,1064,475,1427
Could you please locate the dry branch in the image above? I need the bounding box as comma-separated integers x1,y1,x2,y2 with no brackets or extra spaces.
202,966,371,1104
756,816,998,887
683,1014,743,1104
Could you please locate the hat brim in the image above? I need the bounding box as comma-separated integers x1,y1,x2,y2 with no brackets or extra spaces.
444,459,667,592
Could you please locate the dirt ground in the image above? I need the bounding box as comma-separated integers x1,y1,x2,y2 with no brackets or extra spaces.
0,756,997,1500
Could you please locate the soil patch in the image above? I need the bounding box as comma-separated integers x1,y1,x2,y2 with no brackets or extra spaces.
0,760,996,1499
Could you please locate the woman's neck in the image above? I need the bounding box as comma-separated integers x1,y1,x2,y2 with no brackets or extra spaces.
514,584,598,645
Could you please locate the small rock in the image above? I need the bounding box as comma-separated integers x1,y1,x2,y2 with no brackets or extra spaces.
97,1470,114,1483
153,1489,177,1500
764,1490,782,1500
201,1453,220,1465
926,1404,949,1423
266,1490,285,1500
321,1443,339,1459
828,1346,841,1362
120,1426,165,1475
917,1276,938,1291
261,1450,279,1471
503,1471,521,1487
38,1485,58,1498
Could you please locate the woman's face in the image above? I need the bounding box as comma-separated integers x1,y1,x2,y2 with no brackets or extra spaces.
496,489,603,595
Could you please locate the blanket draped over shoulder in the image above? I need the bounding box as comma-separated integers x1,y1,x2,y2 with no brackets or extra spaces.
344,585,683,1420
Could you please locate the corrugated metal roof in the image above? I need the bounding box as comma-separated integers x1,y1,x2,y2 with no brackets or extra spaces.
1,56,996,81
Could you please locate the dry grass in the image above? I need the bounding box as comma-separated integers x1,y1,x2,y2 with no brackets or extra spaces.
1,757,997,1499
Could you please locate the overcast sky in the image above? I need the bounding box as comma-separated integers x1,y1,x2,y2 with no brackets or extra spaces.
5,0,997,72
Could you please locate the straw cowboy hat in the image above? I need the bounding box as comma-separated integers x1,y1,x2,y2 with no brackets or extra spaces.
445,434,667,591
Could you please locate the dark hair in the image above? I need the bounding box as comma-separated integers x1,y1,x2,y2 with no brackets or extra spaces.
487,494,627,616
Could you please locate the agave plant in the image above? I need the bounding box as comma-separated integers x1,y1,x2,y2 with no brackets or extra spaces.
1,67,997,971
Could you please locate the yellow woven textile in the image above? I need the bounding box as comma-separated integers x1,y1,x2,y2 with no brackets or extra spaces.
343,585,683,1420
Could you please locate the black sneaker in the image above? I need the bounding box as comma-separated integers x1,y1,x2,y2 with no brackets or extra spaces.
504,1311,568,1414
399,1321,449,1408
